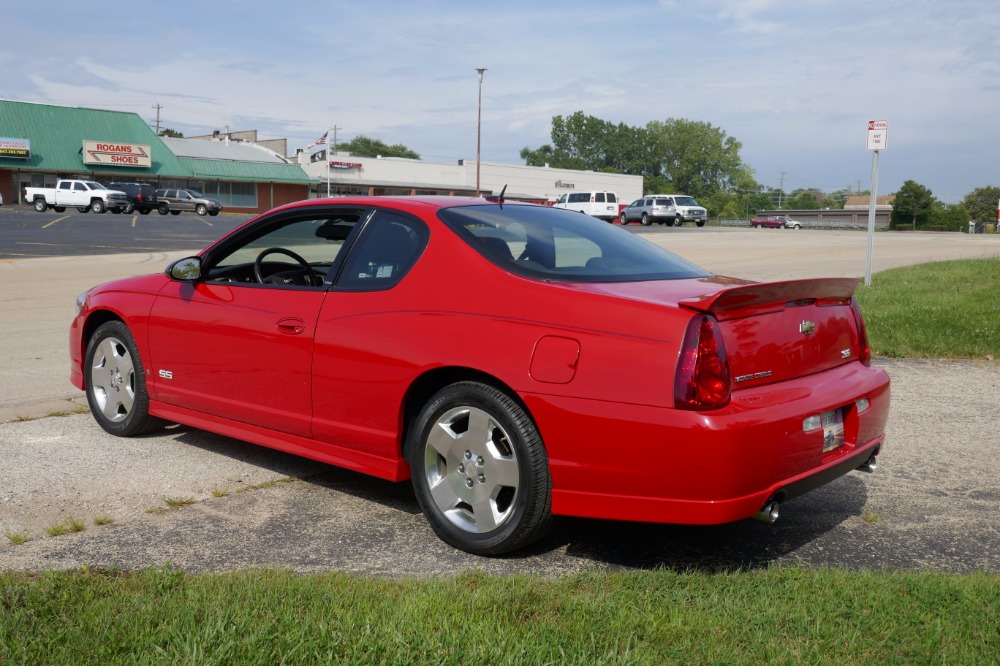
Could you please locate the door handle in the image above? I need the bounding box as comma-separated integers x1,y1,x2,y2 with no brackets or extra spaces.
276,317,306,335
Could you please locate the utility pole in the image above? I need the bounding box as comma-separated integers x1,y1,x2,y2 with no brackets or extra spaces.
777,172,786,208
151,104,163,135
329,126,341,156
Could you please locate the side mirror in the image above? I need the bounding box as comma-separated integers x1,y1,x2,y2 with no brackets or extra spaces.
167,256,203,281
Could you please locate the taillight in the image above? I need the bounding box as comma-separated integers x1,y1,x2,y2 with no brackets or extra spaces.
674,315,731,410
137,194,144,201
849,297,872,366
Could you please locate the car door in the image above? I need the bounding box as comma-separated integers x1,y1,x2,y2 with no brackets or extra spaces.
147,207,364,437
310,208,429,458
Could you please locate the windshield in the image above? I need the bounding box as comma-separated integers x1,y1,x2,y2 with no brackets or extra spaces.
438,204,712,283
674,196,699,207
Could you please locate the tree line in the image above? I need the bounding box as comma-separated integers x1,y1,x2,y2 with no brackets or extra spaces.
520,111,998,228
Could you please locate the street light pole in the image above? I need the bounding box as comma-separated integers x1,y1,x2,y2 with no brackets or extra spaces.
476,68,486,197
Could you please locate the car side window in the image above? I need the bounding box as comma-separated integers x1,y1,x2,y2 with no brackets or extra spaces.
337,210,428,290
205,209,366,287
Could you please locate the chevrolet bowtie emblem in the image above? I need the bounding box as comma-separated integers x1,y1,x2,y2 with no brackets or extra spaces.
799,320,816,335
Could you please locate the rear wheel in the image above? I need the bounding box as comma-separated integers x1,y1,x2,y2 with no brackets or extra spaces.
33,198,47,212
640,213,650,226
85,321,162,437
408,381,553,555
78,207,90,213
158,203,170,215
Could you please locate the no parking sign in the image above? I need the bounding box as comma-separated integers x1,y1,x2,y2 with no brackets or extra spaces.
866,120,888,151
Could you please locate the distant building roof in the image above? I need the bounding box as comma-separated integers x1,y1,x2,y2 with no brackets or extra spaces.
0,99,189,176
0,100,309,184
161,137,289,164
844,195,895,210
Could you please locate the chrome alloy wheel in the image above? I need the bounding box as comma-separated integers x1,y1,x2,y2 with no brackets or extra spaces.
90,336,136,422
422,405,520,533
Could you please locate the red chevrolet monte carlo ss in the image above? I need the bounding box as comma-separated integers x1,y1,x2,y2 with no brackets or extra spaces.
70,196,889,555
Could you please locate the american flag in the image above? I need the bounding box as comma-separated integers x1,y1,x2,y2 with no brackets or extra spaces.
307,131,328,149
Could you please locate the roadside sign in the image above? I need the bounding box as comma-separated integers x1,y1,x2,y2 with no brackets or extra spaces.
866,120,888,151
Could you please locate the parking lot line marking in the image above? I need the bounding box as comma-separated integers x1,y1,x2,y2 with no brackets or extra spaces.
42,215,70,229
131,215,137,228
196,218,213,227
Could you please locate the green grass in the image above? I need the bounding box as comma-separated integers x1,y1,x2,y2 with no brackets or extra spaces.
856,259,1000,358
3,530,30,546
0,567,996,664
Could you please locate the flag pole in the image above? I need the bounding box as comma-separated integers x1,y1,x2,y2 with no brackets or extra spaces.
326,128,331,197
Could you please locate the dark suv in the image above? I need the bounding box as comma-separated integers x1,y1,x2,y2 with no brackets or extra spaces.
108,182,158,215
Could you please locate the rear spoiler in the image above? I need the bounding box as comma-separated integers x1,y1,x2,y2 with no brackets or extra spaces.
678,278,860,321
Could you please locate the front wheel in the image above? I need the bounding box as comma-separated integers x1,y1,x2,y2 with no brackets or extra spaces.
675,217,683,226
90,200,106,214
124,202,135,214
195,204,207,216
620,212,628,225
696,220,706,227
408,381,553,555
85,321,162,437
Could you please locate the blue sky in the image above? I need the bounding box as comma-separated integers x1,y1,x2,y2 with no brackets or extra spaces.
3,0,997,203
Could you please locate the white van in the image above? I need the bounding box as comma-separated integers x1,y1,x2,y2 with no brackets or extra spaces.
552,190,619,222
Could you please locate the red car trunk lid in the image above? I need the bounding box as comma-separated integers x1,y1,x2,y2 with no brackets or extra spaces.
678,278,861,389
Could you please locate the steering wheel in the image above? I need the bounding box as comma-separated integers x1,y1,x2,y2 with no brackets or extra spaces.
254,247,318,285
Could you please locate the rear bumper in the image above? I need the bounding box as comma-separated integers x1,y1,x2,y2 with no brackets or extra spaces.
525,361,890,525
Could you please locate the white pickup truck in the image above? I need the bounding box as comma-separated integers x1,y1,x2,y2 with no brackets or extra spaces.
23,179,129,214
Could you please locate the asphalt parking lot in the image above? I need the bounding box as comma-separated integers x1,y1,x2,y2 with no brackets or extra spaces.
1,224,998,574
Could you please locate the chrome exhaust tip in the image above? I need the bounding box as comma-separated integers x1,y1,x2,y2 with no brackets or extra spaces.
753,501,780,524
857,455,878,474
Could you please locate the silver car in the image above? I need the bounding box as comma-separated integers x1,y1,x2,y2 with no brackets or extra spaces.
155,188,223,216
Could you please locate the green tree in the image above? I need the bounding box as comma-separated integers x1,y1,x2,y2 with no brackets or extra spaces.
521,113,751,206
891,180,936,230
644,118,744,199
962,185,1000,227
158,128,183,138
927,203,970,232
339,135,420,159
786,188,824,210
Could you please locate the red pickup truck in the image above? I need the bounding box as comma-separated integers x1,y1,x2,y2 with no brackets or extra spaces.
751,215,802,229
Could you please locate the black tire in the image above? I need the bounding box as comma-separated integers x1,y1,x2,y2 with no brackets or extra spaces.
696,220,706,227
91,200,106,214
33,198,47,212
78,207,90,213
675,217,683,226
158,203,170,215
195,204,207,216
171,210,181,216
408,381,553,555
208,210,219,216
54,206,65,213
84,321,163,437
620,212,628,225
640,213,650,226
124,201,135,214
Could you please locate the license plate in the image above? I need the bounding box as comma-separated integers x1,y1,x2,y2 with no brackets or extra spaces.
821,409,845,453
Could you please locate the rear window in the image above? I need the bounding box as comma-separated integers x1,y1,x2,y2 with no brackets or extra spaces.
438,204,712,283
